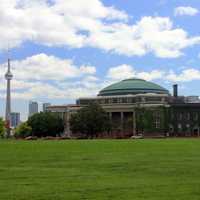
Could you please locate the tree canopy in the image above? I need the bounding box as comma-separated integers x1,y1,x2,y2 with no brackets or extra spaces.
0,118,5,138
69,103,111,138
27,112,64,137
15,122,32,138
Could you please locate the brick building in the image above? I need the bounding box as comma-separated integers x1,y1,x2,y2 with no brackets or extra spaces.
47,78,200,138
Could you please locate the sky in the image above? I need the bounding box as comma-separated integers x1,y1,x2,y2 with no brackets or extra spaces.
0,0,200,121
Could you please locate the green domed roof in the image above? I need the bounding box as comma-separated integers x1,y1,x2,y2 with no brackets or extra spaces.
98,78,169,96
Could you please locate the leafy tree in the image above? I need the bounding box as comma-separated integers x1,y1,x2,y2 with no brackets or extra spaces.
14,122,32,138
0,118,5,138
69,103,111,138
27,112,64,137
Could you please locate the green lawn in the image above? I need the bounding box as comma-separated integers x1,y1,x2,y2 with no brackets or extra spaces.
1,139,200,200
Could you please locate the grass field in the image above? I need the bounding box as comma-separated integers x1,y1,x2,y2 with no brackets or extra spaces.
1,139,200,200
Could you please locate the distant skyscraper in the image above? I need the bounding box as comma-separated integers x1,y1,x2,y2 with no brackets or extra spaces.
29,101,38,117
43,103,51,112
5,58,13,137
10,112,20,128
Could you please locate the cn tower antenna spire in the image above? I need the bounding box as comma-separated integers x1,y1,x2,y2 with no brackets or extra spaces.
5,49,13,138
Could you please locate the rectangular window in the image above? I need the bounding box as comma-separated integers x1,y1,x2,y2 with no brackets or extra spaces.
178,123,182,132
113,98,118,103
178,113,183,121
118,98,123,103
194,112,198,121
100,99,105,104
146,97,162,102
122,98,128,103
153,111,161,129
186,113,190,120
105,99,109,104
131,98,136,103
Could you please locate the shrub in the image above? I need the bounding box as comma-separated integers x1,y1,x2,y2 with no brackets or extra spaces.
15,122,32,138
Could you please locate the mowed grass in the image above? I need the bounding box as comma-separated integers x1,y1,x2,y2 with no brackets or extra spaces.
1,139,200,200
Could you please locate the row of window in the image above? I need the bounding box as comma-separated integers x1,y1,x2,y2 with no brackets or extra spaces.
78,97,166,105
170,124,200,133
171,112,199,121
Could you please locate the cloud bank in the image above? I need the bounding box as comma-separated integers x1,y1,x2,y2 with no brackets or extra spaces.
1,54,200,100
0,0,200,58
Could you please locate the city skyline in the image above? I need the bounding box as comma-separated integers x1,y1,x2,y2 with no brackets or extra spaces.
0,0,200,120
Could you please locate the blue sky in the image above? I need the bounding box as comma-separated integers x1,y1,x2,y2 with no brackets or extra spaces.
0,0,200,120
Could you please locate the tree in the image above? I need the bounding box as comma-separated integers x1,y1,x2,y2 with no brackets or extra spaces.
14,122,32,138
0,118,5,138
69,103,111,138
27,112,64,137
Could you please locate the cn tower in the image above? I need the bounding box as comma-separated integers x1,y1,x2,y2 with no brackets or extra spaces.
5,58,13,137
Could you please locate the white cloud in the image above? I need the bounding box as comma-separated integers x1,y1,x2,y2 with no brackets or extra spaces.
87,16,200,58
107,64,200,83
0,1,199,58
80,66,96,74
107,64,164,81
175,6,199,16
0,53,100,100
0,53,96,81
1,54,200,101
107,64,135,80
166,68,200,82
136,70,164,81
0,0,127,49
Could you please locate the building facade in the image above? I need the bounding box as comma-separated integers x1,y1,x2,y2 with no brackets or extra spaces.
47,78,200,138
168,103,200,137
43,103,51,112
29,101,38,117
10,112,20,128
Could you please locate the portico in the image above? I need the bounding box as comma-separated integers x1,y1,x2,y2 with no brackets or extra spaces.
47,78,200,138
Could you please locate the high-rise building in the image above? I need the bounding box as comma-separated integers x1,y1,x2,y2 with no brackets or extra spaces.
29,101,38,117
10,112,20,128
43,103,51,112
5,58,13,137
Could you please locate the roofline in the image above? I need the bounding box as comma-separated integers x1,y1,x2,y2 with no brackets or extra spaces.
170,103,200,107
47,104,79,109
99,88,169,94
78,93,169,100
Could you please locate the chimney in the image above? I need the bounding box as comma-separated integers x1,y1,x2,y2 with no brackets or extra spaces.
173,84,178,97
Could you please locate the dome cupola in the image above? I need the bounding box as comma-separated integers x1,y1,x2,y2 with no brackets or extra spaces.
98,78,169,96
